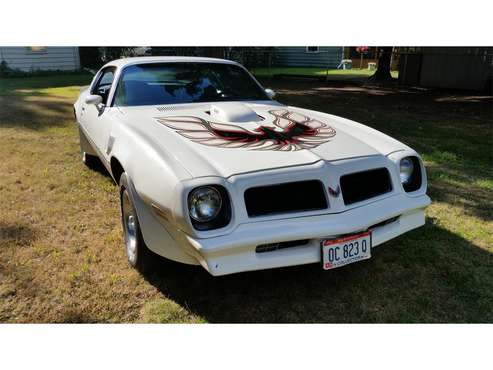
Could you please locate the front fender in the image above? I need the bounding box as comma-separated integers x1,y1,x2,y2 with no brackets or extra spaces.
120,172,198,265
108,121,193,230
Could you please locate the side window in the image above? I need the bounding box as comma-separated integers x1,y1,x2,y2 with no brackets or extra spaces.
91,68,115,104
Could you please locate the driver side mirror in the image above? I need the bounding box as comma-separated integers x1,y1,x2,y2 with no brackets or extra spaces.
85,94,103,106
265,88,276,99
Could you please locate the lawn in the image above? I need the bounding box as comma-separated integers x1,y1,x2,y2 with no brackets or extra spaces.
0,74,491,323
251,67,399,79
0,72,92,96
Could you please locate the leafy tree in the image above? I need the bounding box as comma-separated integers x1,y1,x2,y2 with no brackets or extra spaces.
79,47,102,68
99,47,137,63
79,47,137,69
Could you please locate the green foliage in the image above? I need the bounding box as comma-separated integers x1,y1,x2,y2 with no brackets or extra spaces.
79,47,138,69
0,60,90,78
0,61,10,76
99,47,137,63
78,47,102,68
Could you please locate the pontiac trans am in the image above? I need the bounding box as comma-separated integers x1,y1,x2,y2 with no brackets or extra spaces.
74,56,431,276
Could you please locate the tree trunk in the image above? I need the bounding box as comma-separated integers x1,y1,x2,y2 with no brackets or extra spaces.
372,47,393,81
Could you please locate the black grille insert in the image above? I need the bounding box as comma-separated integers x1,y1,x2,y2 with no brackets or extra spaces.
256,239,310,253
340,168,392,205
369,215,400,229
244,180,327,217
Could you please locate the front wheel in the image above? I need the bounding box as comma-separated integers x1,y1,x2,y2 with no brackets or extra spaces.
120,174,151,270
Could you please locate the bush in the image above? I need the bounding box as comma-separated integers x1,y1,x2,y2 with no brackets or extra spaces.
0,61,90,78
79,47,102,69
0,61,16,77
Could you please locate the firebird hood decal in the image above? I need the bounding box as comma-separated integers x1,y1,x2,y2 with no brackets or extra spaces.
116,103,403,177
155,109,336,151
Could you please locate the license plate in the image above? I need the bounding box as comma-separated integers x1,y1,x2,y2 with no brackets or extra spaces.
321,231,372,270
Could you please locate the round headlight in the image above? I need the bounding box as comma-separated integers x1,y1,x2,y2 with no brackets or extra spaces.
400,157,415,184
188,186,222,222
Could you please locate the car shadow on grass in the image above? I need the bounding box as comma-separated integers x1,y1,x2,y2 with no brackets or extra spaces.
0,95,75,130
86,156,114,181
141,219,493,323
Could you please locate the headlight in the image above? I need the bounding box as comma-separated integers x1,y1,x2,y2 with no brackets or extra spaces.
399,157,415,185
399,156,423,192
188,186,222,222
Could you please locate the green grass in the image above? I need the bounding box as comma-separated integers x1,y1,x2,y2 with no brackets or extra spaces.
0,72,92,96
251,67,398,79
0,74,491,323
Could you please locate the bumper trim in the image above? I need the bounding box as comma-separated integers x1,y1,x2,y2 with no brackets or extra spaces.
183,193,430,275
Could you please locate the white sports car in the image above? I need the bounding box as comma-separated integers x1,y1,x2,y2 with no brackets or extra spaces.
74,56,431,276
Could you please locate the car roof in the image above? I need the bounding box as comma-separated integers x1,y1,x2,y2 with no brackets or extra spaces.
103,56,240,69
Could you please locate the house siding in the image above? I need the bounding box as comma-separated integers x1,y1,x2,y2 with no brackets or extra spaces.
274,47,343,68
0,47,81,71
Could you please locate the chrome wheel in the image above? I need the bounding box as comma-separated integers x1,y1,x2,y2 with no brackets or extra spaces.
121,190,138,265
119,174,152,271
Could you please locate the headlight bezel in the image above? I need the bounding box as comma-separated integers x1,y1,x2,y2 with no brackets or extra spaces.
187,185,232,231
399,156,422,192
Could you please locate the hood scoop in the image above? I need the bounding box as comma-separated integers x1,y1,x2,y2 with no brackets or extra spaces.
209,102,262,123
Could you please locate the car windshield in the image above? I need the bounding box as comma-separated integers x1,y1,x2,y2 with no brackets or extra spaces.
113,62,269,106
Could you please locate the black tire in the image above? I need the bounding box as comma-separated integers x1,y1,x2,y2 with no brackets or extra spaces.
82,151,101,170
119,173,152,271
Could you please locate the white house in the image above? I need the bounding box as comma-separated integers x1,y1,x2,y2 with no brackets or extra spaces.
0,47,81,72
274,47,344,68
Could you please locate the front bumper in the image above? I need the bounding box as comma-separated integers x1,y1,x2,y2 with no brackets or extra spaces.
176,193,431,276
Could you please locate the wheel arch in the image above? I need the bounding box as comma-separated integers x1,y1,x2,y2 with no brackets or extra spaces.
110,156,125,184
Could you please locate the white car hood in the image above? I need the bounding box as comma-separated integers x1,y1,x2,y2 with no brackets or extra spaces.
117,101,408,178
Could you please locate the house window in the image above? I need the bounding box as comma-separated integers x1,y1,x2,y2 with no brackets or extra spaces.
306,46,320,53
28,47,47,53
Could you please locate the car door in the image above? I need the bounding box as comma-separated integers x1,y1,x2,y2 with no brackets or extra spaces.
80,66,116,161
